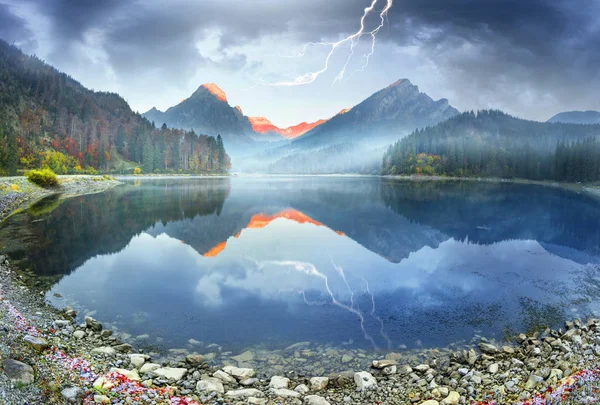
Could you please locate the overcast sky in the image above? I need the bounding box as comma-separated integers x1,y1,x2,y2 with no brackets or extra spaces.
1,0,599,127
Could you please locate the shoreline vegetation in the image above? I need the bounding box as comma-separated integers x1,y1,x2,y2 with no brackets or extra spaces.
2,253,600,405
0,175,122,223
1,173,599,224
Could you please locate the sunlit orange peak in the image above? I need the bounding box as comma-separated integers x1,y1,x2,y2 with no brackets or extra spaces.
202,83,228,102
337,108,351,115
203,241,227,257
203,209,344,258
246,209,324,230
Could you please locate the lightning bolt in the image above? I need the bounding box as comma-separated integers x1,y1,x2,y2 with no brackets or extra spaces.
258,0,393,87
257,260,378,349
363,278,393,349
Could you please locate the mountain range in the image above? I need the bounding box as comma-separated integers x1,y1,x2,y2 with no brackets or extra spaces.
144,78,460,172
254,79,460,173
2,39,599,177
547,110,600,125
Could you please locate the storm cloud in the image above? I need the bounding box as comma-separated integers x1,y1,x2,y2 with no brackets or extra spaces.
0,0,598,125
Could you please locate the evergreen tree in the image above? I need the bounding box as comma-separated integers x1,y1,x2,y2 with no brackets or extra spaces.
7,126,18,176
217,134,225,172
142,136,154,173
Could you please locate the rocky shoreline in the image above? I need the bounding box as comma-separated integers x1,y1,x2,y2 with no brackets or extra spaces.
2,257,600,404
0,175,122,223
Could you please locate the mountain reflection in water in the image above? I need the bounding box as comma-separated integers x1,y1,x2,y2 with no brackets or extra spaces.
0,177,599,354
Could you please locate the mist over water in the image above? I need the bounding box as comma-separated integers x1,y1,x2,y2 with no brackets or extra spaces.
1,177,600,356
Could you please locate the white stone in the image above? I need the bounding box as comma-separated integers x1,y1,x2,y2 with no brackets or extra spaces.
196,378,224,394
269,376,290,389
73,330,85,339
140,363,161,374
240,378,259,386
415,364,430,373
110,368,140,381
223,366,256,380
382,365,397,375
488,363,499,374
128,354,146,369
441,391,460,405
305,395,331,405
420,401,439,405
295,384,310,393
354,371,377,391
152,367,187,382
309,376,329,391
61,387,83,404
93,395,110,404
213,369,236,384
372,359,398,369
225,388,263,398
271,388,301,398
91,347,116,356
248,398,267,405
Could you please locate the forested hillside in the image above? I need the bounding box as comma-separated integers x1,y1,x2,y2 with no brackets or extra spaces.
0,40,230,175
381,110,600,182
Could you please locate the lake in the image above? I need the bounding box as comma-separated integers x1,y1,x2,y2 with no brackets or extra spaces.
1,177,600,373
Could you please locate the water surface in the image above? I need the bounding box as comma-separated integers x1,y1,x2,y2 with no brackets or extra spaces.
1,177,600,368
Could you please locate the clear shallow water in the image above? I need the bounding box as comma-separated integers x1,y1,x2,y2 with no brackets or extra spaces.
2,177,600,357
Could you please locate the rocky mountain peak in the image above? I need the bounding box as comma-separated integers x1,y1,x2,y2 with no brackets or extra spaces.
194,83,228,102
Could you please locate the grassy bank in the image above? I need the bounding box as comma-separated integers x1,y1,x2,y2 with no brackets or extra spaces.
0,175,122,223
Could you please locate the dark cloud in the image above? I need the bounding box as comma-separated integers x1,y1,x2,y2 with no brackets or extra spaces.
0,2,36,49
0,0,598,120
379,0,600,117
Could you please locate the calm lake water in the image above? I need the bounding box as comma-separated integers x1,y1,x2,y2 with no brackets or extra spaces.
2,177,600,359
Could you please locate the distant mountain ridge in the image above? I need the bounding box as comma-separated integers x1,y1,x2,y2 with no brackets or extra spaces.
293,79,460,148
254,79,460,174
143,83,255,153
548,110,600,125
248,116,328,139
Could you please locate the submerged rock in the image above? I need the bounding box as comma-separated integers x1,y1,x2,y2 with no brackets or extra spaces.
186,353,205,366
478,342,499,355
372,359,397,369
232,350,255,362
85,316,102,331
